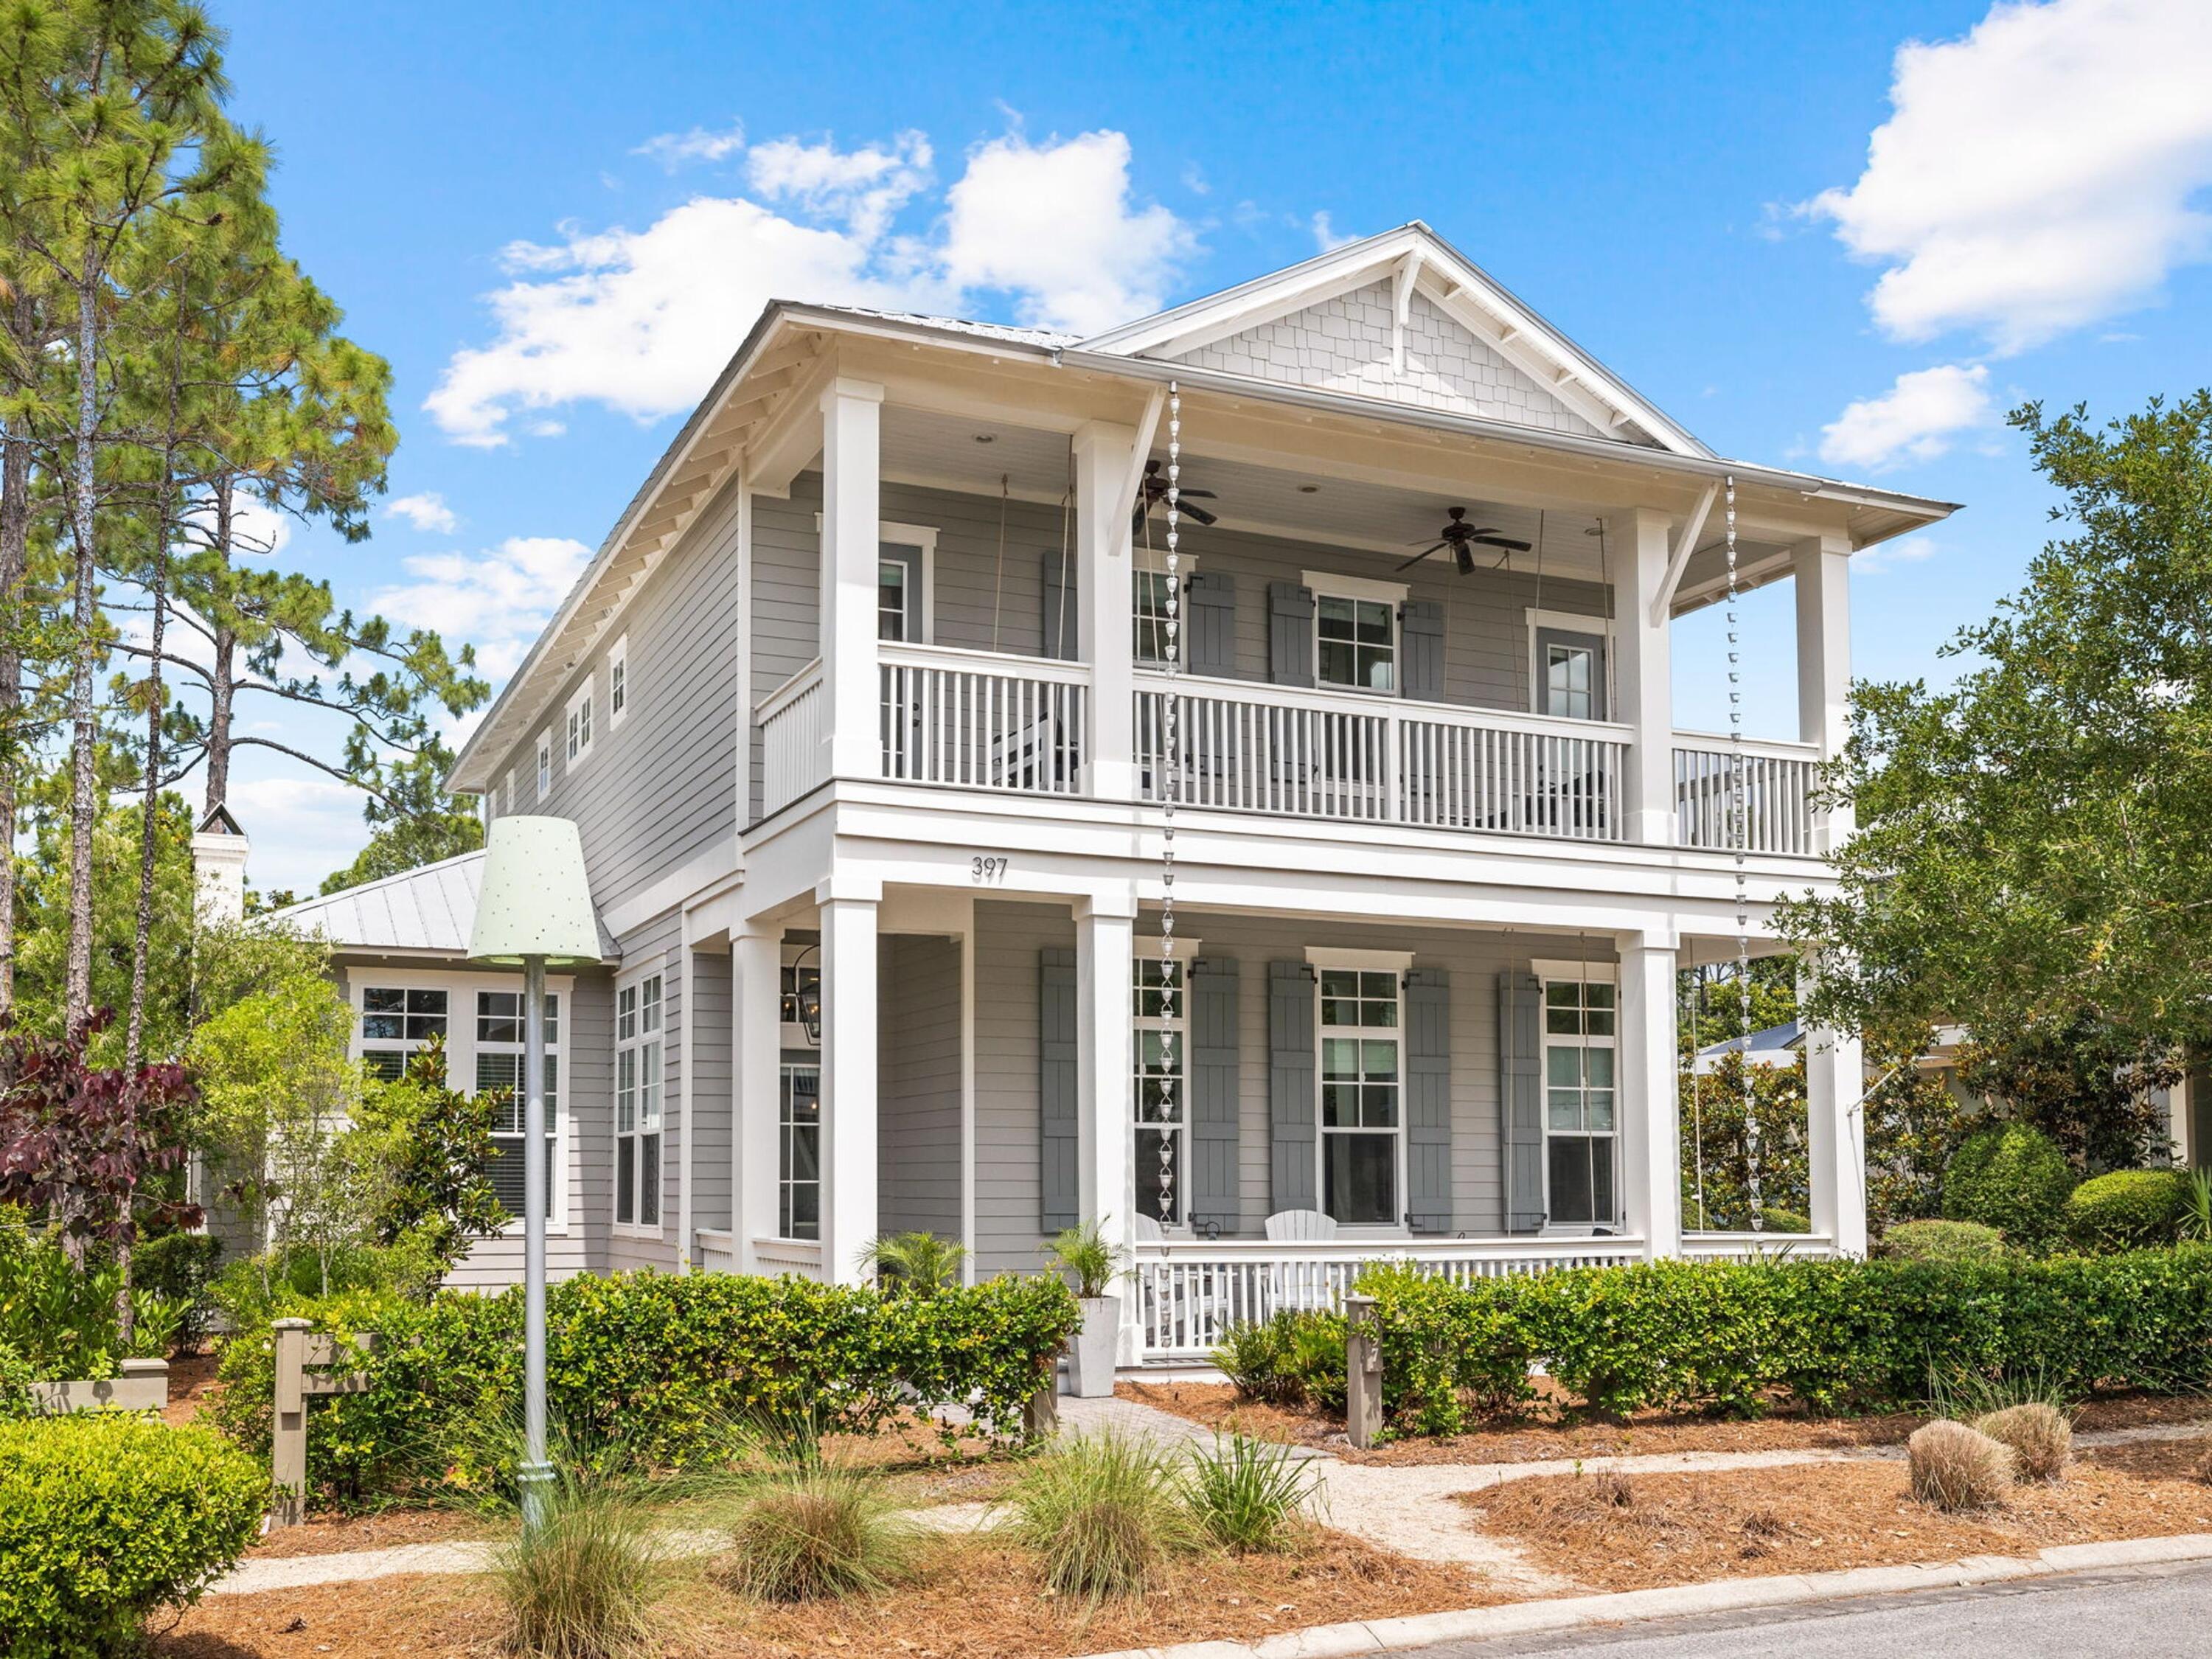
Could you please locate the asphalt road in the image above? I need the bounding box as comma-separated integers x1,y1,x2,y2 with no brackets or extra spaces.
1400,1561,2212,1658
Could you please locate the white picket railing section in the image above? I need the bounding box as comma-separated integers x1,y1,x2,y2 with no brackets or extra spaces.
880,643,1090,796
757,660,826,817
751,1237,827,1280
1680,1231,1836,1262
1135,675,1629,843
1672,736,1823,856
1131,1237,1646,1357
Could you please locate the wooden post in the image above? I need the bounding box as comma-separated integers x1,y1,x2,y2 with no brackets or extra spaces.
1024,1377,1060,1441
270,1318,310,1528
1345,1293,1382,1450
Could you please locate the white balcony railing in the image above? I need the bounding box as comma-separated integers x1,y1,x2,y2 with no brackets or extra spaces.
1135,675,1628,842
880,642,1089,796
1131,1235,1646,1357
1672,735,1823,857
757,659,826,817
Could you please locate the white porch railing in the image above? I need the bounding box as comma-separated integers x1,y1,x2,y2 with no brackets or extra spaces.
751,1237,827,1279
1135,675,1628,842
1131,1236,1645,1358
757,659,826,816
695,1228,739,1274
1672,734,1822,857
880,642,1090,796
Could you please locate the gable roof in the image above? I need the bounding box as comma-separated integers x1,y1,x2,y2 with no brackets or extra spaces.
275,849,619,962
1077,223,1710,457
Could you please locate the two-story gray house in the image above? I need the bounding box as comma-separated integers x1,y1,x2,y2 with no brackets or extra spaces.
283,223,1954,1362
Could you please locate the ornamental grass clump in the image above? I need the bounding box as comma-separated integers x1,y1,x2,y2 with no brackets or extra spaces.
1183,1433,1322,1553
715,1467,920,1602
1001,1428,1197,1599
494,1481,664,1659
1972,1402,2073,1484
1907,1420,2015,1512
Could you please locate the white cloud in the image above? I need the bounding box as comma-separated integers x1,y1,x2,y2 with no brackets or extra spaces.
938,130,1196,335
429,124,1196,445
1806,0,2212,353
385,492,458,535
367,535,593,680
633,120,746,167
1818,364,1996,471
1310,211,1358,253
1853,533,1942,575
222,772,372,900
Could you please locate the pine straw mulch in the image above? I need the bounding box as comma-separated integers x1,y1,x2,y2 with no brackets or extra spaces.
162,1350,223,1427
1119,1380,2212,1467
1457,1446,2212,1595
244,1507,500,1560
157,1533,1489,1659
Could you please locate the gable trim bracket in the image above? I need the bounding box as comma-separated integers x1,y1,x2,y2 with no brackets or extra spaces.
1650,482,1719,625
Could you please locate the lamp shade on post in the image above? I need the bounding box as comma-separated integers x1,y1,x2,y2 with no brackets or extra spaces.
468,816,605,1532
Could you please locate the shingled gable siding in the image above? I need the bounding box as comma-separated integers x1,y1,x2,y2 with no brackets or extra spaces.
877,933,963,1240
481,471,745,917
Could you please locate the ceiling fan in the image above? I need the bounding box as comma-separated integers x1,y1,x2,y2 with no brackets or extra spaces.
1397,507,1533,575
1132,458,1219,537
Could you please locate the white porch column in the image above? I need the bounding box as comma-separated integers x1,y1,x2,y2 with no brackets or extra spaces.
1802,961,1868,1256
818,890,880,1284
821,378,884,782
732,923,784,1273
1072,420,1139,801
1609,507,1674,847
1794,531,1853,852
1075,893,1136,1356
1616,931,1683,1259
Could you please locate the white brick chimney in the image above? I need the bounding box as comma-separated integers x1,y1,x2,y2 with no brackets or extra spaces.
191,805,250,925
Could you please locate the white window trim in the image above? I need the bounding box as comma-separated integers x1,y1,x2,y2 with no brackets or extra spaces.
1524,607,1616,722
607,634,630,730
1307,570,1408,697
565,675,596,769
1537,969,1621,1237
1133,552,1197,669
613,965,667,1238
344,966,572,1236
1308,947,1410,1238
1303,569,1409,606
534,732,552,803
817,515,939,645
1131,936,1203,1233
777,1054,821,1243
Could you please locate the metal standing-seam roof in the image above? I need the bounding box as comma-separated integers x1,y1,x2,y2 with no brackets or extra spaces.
274,849,619,961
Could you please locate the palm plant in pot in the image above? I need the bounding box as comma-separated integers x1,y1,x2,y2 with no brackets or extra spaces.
1045,1220,1128,1398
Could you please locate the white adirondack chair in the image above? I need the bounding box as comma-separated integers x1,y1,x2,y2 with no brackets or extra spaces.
1263,1208,1338,1242
1262,1208,1338,1316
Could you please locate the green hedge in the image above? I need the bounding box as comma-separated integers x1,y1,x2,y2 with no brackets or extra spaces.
1363,1246,2212,1436
1944,1122,2074,1248
214,1269,1079,1506
1879,1219,2008,1263
2066,1170,2194,1252
0,1414,266,1658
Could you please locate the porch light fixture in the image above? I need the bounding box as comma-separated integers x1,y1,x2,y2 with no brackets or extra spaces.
468,815,606,1534
790,943,823,1046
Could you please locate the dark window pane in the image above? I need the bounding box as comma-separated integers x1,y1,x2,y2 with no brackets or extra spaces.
639,1135,661,1225
785,1181,818,1240
1324,1133,1396,1225
616,1139,636,1225
1135,1127,1179,1223
361,1014,404,1040
1548,1136,1616,1225
364,988,404,1013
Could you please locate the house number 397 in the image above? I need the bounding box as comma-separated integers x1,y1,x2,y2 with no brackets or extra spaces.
970,855,1009,886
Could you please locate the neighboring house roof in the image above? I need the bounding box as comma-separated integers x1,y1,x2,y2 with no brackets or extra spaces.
1692,1020,1806,1075
274,850,619,963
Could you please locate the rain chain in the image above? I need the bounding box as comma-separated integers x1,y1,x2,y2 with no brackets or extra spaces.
1155,383,1184,1223
1725,476,1764,1229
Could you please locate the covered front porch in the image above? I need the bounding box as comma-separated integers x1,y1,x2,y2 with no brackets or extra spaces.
709,888,1860,1364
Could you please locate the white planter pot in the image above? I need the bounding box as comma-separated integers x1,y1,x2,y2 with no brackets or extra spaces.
1067,1295,1120,1398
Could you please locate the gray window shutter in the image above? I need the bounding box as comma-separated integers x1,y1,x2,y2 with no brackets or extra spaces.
1041,549,1077,661
1040,947,1077,1229
1187,956,1240,1232
1405,968,1451,1231
1186,571,1237,678
1267,961,1317,1212
1498,970,1545,1233
1267,581,1315,688
1401,599,1444,703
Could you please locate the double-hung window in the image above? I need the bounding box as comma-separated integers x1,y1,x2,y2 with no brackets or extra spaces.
473,990,560,1220
535,733,552,801
359,987,447,1082
608,635,629,728
1133,568,1178,667
1318,967,1401,1225
565,678,594,767
1543,976,1618,1226
1133,956,1187,1225
1307,572,1403,695
779,1059,820,1239
615,973,663,1229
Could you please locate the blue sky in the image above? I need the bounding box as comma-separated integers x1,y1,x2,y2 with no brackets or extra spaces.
211,0,2212,893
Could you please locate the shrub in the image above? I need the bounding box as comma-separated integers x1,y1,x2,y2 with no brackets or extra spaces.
0,1343,33,1423
1210,1310,1346,1413
1043,1220,1127,1300
1757,1208,1812,1234
133,1231,222,1355
1183,1433,1321,1553
2065,1169,2194,1253
1880,1220,2007,1263
1972,1403,2072,1483
1356,1262,1536,1436
0,1227,181,1377
715,1467,919,1601
495,1481,662,1659
1000,1428,1197,1599
860,1231,968,1297
1944,1123,2074,1248
0,1414,267,1655
1907,1419,2014,1511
